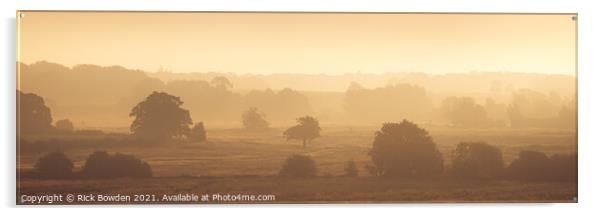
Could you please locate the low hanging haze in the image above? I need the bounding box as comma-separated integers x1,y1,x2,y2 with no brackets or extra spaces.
18,12,576,75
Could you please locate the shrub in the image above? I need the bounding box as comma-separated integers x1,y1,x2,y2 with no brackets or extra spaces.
81,151,153,178
450,142,504,179
369,120,443,178
278,154,317,177
33,151,73,179
506,151,577,182
506,150,550,181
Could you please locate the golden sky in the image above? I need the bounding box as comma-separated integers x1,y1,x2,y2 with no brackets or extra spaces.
17,12,576,75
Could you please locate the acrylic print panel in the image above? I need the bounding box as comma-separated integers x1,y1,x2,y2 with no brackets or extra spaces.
16,11,577,204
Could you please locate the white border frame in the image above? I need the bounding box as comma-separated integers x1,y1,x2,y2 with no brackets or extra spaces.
2,0,601,215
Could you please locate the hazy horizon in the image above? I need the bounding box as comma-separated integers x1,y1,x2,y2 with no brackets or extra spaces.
18,12,576,75
16,60,579,77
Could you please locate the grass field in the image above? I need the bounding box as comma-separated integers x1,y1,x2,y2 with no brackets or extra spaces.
16,125,577,203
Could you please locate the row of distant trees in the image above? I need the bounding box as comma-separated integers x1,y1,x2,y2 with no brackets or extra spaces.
279,120,576,181
367,120,575,181
128,91,319,145
125,76,312,123
20,62,575,129
345,83,576,128
19,90,320,147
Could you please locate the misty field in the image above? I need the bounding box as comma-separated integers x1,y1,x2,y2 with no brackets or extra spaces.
17,126,577,203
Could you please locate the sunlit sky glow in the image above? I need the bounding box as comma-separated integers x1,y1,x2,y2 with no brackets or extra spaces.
18,12,576,75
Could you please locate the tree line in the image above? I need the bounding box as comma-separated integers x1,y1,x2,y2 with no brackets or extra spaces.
19,89,575,182
279,120,576,182
19,61,575,128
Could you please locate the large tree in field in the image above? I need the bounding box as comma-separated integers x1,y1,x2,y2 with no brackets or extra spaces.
17,90,53,134
242,107,269,130
369,120,443,178
130,91,192,142
283,116,321,148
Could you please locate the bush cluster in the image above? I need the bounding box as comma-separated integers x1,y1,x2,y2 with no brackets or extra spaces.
31,150,153,179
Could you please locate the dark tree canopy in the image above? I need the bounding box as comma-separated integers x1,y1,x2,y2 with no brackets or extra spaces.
17,90,53,134
506,150,577,182
450,142,504,179
190,122,207,142
506,150,550,181
278,154,317,177
369,120,443,178
548,153,578,182
81,151,153,178
242,107,269,130
130,91,192,142
283,116,321,148
34,151,73,179
55,119,74,133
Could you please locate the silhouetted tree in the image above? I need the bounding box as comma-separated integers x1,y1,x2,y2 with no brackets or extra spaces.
81,151,152,178
450,142,504,179
369,120,443,178
278,154,317,177
55,119,74,133
33,151,73,179
242,107,269,130
211,76,233,89
440,97,489,127
189,122,207,142
344,160,359,177
283,116,321,147
17,91,53,134
548,153,577,181
506,151,577,182
506,150,550,181
130,91,192,142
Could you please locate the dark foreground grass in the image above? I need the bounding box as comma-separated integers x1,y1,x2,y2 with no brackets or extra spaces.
17,176,577,204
